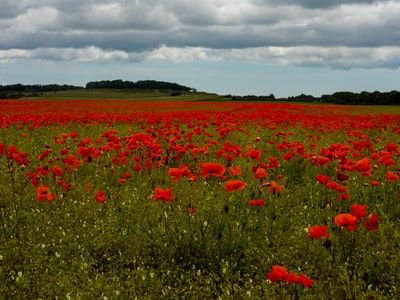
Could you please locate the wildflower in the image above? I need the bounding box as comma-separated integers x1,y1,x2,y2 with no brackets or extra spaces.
267,266,287,283
298,274,316,288
386,171,399,182
269,181,284,195
168,168,184,182
338,193,351,200
370,180,380,187
96,191,107,203
350,204,368,220
353,158,372,172
337,172,350,181
246,149,262,161
248,199,266,207
364,212,379,231
326,181,340,190
269,156,279,168
36,186,55,202
57,180,72,191
123,172,132,179
334,213,358,230
52,165,63,177
254,167,268,179
0,142,5,156
198,162,226,179
228,165,242,176
168,166,191,182
308,225,330,239
316,174,330,184
153,187,174,202
267,266,316,288
285,272,300,284
224,180,247,192
283,152,294,161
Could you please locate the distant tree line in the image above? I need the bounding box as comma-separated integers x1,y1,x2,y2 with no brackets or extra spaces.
287,90,400,105
0,84,82,99
85,79,193,91
231,94,275,101
1,80,399,105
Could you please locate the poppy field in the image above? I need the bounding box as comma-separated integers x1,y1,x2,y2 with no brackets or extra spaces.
1,99,400,299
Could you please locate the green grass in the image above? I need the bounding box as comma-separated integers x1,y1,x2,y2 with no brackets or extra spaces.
26,89,221,101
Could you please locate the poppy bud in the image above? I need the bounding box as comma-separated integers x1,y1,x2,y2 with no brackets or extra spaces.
224,205,229,213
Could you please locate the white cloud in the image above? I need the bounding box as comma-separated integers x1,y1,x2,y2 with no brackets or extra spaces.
1,45,399,70
8,6,59,33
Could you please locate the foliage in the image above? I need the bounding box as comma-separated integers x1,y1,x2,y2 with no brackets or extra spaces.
85,79,193,91
1,101,400,298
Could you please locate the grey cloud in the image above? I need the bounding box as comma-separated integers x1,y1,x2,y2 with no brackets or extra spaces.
0,0,399,69
0,1,22,18
254,0,378,9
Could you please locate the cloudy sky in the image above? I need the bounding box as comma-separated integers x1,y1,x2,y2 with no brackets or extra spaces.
1,0,400,97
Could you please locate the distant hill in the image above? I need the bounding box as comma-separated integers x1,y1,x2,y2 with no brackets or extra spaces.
85,79,194,92
0,84,82,99
1,80,399,105
0,79,194,99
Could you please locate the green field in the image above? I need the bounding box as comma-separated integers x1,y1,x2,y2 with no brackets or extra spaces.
28,89,222,101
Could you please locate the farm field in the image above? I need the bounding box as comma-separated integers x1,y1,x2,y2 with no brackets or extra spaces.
1,99,400,299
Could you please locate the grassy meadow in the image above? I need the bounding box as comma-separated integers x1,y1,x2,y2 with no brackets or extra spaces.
26,89,222,101
1,98,400,299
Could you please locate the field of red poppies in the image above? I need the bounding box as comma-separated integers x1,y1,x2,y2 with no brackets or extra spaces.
1,99,400,299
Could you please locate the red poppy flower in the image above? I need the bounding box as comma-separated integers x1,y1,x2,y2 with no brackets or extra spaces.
327,181,340,190
337,172,349,181
168,166,191,182
248,199,266,207
316,174,330,184
370,180,380,187
52,165,63,177
254,168,268,179
283,152,294,161
269,156,279,168
350,204,368,220
224,180,247,192
0,142,5,156
267,266,288,283
57,180,72,191
353,158,372,172
297,274,316,288
308,225,330,239
153,187,174,202
334,213,358,230
285,272,300,284
246,149,262,161
384,142,398,152
386,171,399,182
36,186,55,202
269,181,284,195
229,165,242,176
198,162,226,179
267,266,315,288
168,168,184,182
364,212,379,231
338,193,351,200
96,191,107,203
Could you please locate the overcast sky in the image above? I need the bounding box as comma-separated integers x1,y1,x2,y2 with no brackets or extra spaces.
1,0,399,97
